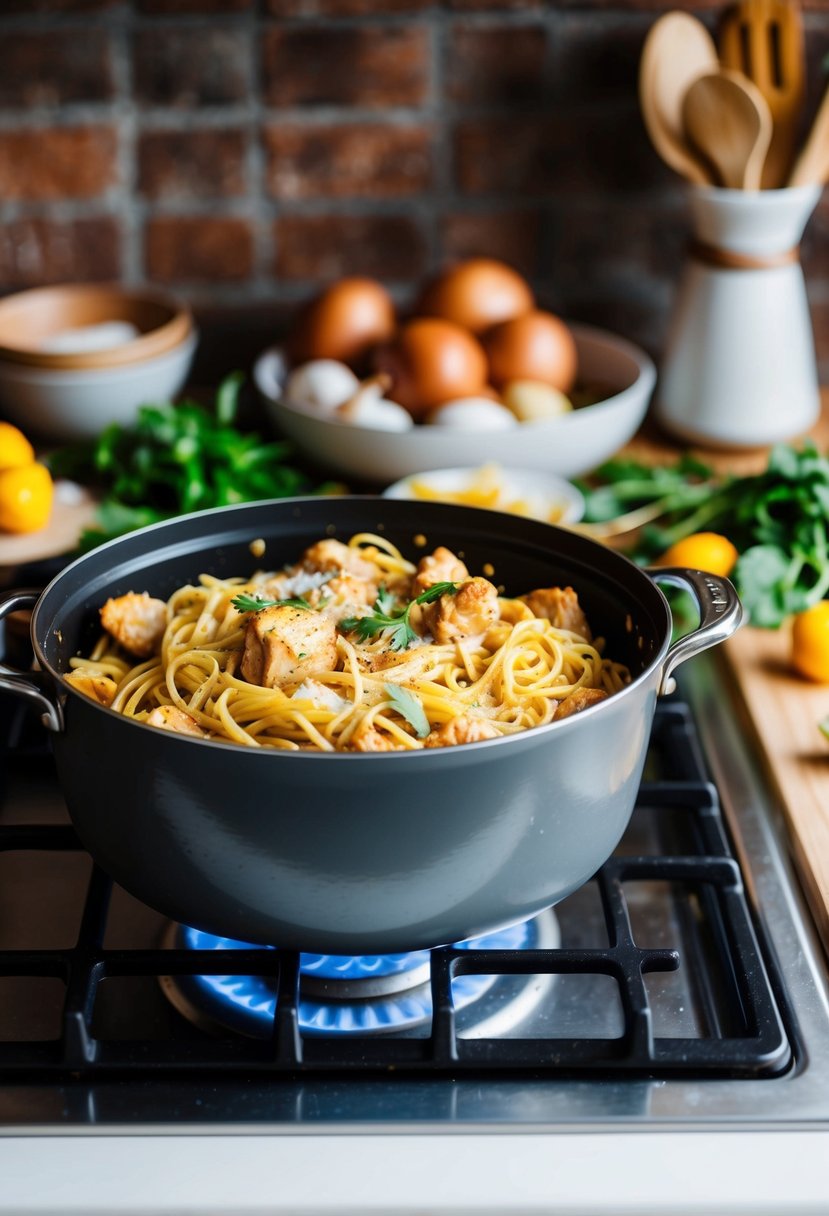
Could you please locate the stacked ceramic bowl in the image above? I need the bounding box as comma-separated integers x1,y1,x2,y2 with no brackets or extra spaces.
0,284,198,441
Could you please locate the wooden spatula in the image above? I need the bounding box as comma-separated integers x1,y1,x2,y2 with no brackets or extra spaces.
789,82,829,187
719,0,805,188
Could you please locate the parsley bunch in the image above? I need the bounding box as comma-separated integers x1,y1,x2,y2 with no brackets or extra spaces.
580,442,829,628
48,373,317,551
341,582,458,651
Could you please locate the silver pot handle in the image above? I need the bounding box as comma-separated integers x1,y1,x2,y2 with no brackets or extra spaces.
647,567,744,696
0,590,64,732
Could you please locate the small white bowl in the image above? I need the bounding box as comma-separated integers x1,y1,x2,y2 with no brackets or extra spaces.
0,330,198,441
255,323,656,483
382,465,585,526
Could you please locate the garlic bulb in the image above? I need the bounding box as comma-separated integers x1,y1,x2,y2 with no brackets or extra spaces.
283,359,360,414
503,379,572,422
428,398,517,430
337,374,413,432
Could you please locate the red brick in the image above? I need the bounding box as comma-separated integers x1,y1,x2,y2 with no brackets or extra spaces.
262,25,429,108
145,217,254,283
265,1,432,13
0,127,117,202
548,199,686,290
138,130,247,201
554,13,654,104
275,214,428,281
446,0,542,11
133,27,249,107
446,23,547,105
0,31,113,106
0,0,116,12
138,0,252,11
0,217,120,292
264,124,432,200
439,210,544,279
454,109,669,195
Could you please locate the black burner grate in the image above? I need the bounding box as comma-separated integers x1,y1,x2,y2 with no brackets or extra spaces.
0,697,792,1081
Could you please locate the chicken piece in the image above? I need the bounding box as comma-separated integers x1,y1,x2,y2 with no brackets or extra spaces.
553,687,608,721
308,574,378,620
424,715,501,748
520,586,592,641
421,577,500,644
65,674,118,707
100,592,167,659
301,538,380,582
351,726,404,752
411,546,470,597
240,604,338,689
146,705,206,736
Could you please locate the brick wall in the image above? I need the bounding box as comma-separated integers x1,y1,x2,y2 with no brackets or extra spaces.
1,0,829,379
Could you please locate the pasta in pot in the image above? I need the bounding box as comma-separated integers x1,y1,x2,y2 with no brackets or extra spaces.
65,533,630,751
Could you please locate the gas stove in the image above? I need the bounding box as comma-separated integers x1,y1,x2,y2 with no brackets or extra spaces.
1,652,829,1213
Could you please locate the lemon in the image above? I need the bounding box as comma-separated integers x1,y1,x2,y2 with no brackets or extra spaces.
0,421,34,473
659,532,739,578
0,462,53,533
791,602,829,684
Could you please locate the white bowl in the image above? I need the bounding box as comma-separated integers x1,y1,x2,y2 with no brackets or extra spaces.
255,323,656,483
382,465,585,526
0,330,199,441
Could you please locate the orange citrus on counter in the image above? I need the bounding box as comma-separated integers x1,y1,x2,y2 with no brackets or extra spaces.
658,532,739,577
0,421,35,472
0,462,54,534
791,602,829,684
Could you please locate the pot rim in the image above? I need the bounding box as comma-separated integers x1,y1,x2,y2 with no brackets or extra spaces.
29,495,678,757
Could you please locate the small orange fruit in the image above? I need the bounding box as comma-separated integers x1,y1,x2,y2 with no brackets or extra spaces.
791,601,829,684
0,421,34,473
659,532,739,578
0,462,54,533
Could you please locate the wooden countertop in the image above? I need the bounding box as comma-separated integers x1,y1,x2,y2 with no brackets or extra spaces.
629,395,829,957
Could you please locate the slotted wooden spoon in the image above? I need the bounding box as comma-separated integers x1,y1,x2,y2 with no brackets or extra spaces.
639,12,719,185
682,69,773,189
719,0,805,188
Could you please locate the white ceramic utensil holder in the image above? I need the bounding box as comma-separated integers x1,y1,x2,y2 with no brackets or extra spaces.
655,184,822,447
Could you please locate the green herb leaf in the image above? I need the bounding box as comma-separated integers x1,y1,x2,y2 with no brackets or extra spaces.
340,581,459,652
383,682,430,738
231,593,311,613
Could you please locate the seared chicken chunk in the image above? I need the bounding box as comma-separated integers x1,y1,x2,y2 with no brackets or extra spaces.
411,546,469,597
421,577,500,644
146,705,206,736
351,726,403,752
241,604,338,689
100,592,167,659
65,673,118,707
424,715,501,748
301,538,380,582
307,573,378,621
553,687,608,720
520,586,592,641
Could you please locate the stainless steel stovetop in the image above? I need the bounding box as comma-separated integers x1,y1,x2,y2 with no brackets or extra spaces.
1,652,829,1135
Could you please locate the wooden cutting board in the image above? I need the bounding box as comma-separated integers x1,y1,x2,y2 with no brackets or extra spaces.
722,627,829,953
627,396,829,954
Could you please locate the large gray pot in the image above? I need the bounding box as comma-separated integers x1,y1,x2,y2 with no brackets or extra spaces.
0,498,741,953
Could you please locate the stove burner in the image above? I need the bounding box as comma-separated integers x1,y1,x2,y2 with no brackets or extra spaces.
161,911,560,1039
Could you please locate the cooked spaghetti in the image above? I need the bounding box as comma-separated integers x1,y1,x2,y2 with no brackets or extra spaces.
65,533,630,751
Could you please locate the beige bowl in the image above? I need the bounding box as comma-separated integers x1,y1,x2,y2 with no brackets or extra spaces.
0,283,192,370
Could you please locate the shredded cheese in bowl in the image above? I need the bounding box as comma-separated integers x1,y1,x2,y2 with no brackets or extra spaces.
383,463,584,526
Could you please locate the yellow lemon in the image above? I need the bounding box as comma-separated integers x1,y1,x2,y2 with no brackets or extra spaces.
791,601,829,684
0,462,54,533
659,532,739,578
0,421,34,473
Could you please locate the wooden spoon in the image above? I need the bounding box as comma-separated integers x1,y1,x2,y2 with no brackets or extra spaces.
682,69,773,190
789,83,829,187
639,12,720,185
719,0,805,188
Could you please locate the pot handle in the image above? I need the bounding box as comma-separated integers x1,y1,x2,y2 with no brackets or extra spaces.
647,567,744,696
0,590,64,732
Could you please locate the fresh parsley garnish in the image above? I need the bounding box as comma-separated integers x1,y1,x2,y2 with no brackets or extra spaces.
341,581,458,651
231,593,312,613
383,682,430,738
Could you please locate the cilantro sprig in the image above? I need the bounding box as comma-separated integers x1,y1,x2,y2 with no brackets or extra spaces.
341,581,458,651
231,593,311,613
